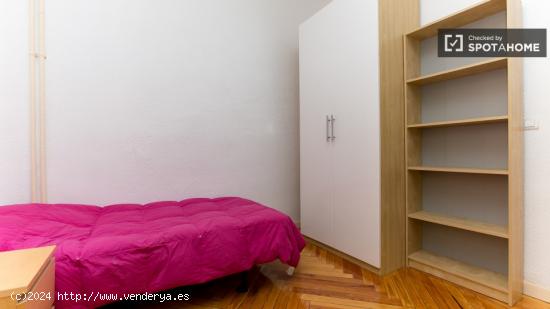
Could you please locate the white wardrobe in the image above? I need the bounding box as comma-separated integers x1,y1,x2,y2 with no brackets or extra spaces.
299,1,381,268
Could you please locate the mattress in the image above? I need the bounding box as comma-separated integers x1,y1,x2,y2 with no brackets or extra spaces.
0,197,304,308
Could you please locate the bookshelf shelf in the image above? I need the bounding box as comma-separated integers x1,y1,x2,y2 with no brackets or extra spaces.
408,211,508,239
408,250,508,302
408,166,508,175
408,116,508,129
406,58,507,86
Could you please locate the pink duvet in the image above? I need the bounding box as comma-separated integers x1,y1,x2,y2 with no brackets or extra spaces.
0,197,305,308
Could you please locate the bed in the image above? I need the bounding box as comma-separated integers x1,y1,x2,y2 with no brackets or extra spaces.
0,197,305,308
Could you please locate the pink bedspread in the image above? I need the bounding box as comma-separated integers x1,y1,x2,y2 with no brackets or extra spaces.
0,197,304,308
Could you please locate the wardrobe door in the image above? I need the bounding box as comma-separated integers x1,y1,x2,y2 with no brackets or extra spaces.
299,5,338,246
329,0,381,267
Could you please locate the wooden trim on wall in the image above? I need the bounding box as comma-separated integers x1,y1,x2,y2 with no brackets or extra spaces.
29,0,47,203
378,0,419,275
38,0,47,203
29,0,38,202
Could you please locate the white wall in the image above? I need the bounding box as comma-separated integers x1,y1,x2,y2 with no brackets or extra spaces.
422,0,550,298
521,0,550,298
0,0,331,221
0,1,31,204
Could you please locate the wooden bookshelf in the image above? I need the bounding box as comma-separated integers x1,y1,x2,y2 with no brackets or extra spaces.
408,211,508,239
408,166,508,175
408,115,508,129
406,58,507,86
404,0,523,305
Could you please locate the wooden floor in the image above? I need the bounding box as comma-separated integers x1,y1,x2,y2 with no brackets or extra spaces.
106,242,550,309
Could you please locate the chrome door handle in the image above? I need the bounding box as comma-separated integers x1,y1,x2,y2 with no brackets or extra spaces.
326,115,331,142
330,115,336,141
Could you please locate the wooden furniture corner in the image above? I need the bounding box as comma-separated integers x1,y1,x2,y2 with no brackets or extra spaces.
0,246,56,309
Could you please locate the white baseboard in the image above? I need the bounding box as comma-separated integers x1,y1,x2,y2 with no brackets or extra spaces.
524,280,550,303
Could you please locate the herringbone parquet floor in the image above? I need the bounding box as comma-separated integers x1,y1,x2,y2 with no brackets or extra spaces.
107,242,550,309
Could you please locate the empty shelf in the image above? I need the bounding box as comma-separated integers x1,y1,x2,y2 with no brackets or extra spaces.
406,58,507,86
406,0,506,40
408,211,508,239
408,166,508,175
408,250,508,293
408,116,508,129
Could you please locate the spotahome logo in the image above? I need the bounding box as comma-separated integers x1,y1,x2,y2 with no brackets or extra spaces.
444,34,464,52
438,28,546,57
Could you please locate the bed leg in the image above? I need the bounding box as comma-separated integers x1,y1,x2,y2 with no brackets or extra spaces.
286,266,295,276
236,271,249,293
